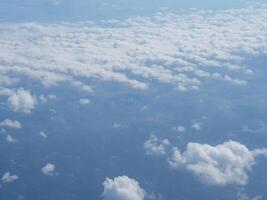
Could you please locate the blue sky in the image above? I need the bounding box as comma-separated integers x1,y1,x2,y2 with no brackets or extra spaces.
0,1,267,200
0,0,265,22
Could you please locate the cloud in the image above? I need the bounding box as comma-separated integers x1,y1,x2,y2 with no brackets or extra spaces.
6,134,16,143
7,88,37,114
191,121,201,131
237,189,262,200
1,172,19,183
102,176,145,200
172,125,185,133
41,163,55,175
39,94,56,103
0,5,266,93
39,131,48,138
144,135,170,156
45,0,61,7
0,119,21,129
79,98,91,105
168,140,267,186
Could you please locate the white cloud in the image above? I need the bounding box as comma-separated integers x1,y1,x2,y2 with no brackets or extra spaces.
102,176,145,200
39,131,48,138
6,134,16,143
191,121,201,131
168,140,267,186
0,5,266,92
1,172,19,183
113,123,122,129
39,94,56,103
7,88,37,114
0,119,21,129
41,163,55,175
79,98,91,105
172,125,185,133
237,190,262,200
144,135,170,156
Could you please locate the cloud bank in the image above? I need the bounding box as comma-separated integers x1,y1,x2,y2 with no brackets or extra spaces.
0,5,266,94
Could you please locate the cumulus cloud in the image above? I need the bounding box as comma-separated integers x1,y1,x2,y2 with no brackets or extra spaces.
41,163,55,175
102,176,145,200
0,5,266,93
7,88,37,114
1,172,19,183
144,135,170,156
168,140,267,186
0,119,21,129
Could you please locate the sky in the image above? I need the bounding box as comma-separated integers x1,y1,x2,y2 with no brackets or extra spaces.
0,1,267,200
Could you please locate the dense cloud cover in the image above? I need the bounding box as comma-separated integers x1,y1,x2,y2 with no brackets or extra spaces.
0,5,266,97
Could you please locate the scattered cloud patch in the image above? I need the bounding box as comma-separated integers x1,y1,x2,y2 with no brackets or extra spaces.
39,131,48,139
102,176,145,200
42,163,55,176
79,98,91,105
191,121,201,131
144,135,170,156
7,88,37,114
39,94,56,103
172,125,185,133
0,119,21,129
1,172,19,183
237,190,262,200
113,123,122,129
6,134,16,143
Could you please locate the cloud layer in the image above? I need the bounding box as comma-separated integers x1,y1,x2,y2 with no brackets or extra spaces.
0,5,266,93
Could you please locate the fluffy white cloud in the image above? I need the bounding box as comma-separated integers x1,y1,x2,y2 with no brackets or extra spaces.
168,140,267,186
0,5,266,93
7,88,37,114
41,163,55,175
1,172,19,183
102,176,145,200
0,119,21,129
144,135,170,156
